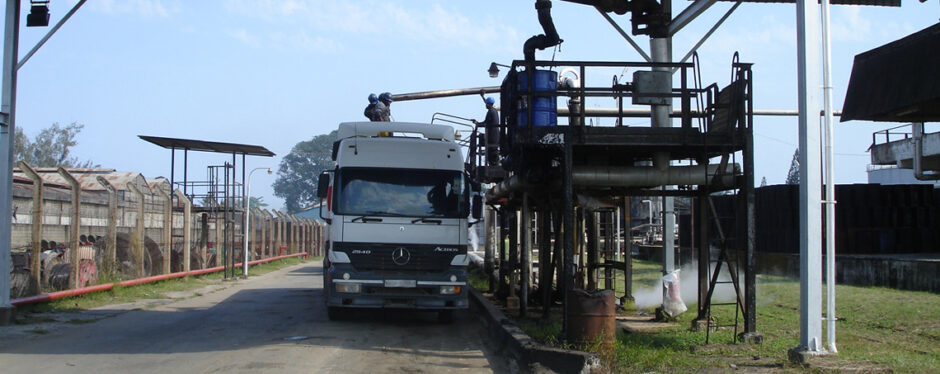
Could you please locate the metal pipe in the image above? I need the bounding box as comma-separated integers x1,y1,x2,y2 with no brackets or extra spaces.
821,0,838,354
11,253,308,306
391,86,500,102
572,164,738,187
523,0,562,62
554,106,842,117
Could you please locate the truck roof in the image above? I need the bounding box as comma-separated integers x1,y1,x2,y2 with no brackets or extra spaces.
337,122,455,142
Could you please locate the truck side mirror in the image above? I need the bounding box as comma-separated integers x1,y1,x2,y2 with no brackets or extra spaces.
317,173,330,198
472,195,483,220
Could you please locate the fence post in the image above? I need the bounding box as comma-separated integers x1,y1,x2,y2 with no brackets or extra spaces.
126,183,146,278
56,168,81,289
95,175,118,279
174,190,191,274
16,162,42,294
273,211,283,256
264,210,274,258
154,187,171,275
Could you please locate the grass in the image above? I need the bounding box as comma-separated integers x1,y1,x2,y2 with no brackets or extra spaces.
15,256,314,315
480,259,940,373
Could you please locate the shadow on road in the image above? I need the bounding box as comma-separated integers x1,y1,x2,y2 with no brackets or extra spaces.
0,262,504,373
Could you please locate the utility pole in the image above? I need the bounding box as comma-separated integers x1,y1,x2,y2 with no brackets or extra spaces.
0,0,21,325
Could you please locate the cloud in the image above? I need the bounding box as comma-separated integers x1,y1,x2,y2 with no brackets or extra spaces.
89,0,178,18
226,29,344,54
227,29,261,48
830,7,872,42
221,0,520,51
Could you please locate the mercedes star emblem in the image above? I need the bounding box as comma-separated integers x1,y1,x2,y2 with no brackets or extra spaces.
392,247,410,265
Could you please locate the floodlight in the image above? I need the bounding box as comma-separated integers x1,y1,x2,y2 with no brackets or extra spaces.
27,1,50,27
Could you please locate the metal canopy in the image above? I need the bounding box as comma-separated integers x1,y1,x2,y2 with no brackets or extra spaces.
714,0,899,5
841,22,940,122
138,135,276,157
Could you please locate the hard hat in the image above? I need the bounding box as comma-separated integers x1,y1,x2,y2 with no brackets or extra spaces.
368,93,378,104
379,92,393,103
485,97,496,105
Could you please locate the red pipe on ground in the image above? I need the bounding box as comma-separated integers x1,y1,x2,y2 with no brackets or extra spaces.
11,253,310,306
11,283,114,306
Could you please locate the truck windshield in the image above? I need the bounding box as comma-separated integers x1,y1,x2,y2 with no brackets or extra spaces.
335,167,468,218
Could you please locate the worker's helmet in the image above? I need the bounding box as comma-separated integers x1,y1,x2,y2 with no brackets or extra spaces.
379,92,393,103
485,97,496,105
368,93,378,104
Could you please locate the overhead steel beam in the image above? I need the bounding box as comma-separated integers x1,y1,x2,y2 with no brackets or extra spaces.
598,10,652,62
669,0,719,36
676,2,741,65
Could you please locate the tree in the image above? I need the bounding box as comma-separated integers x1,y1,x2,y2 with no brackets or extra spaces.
785,148,800,185
249,196,268,209
14,122,98,168
273,130,337,213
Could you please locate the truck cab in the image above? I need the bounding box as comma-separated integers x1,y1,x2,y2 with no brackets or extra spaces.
319,122,472,322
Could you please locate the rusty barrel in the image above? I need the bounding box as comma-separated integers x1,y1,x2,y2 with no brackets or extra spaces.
567,289,616,348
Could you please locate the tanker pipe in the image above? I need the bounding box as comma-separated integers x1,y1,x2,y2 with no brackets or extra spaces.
523,0,562,62
391,86,500,102
485,175,528,203
486,164,739,203
573,164,739,188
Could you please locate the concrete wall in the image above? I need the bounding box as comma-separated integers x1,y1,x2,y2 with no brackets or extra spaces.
756,252,940,293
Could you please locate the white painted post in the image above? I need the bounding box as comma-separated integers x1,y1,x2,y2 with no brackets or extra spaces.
795,0,824,355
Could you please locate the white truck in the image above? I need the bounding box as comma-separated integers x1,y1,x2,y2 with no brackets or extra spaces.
318,122,479,322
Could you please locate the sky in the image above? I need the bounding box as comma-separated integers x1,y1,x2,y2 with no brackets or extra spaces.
7,0,939,210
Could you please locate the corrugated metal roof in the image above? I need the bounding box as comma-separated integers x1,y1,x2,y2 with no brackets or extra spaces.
146,177,171,195
139,135,276,157
841,22,940,122
12,170,152,193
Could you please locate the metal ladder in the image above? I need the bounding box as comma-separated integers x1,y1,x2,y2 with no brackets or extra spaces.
703,196,745,344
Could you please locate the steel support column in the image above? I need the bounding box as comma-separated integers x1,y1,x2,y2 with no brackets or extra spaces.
175,190,192,273
562,128,574,338
521,193,531,317
0,0,20,324
794,0,824,355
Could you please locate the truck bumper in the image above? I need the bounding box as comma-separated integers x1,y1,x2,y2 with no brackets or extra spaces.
325,264,468,310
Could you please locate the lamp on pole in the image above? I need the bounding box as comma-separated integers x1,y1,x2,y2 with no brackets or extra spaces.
487,62,511,78
243,167,272,277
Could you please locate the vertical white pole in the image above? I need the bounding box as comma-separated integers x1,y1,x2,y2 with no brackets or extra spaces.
0,0,20,323
820,0,837,354
243,181,250,277
796,0,824,353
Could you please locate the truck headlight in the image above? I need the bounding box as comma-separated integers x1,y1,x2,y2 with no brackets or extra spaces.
336,283,361,293
440,285,461,295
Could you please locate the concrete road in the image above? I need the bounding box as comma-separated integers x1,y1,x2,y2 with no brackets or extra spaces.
0,262,508,373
